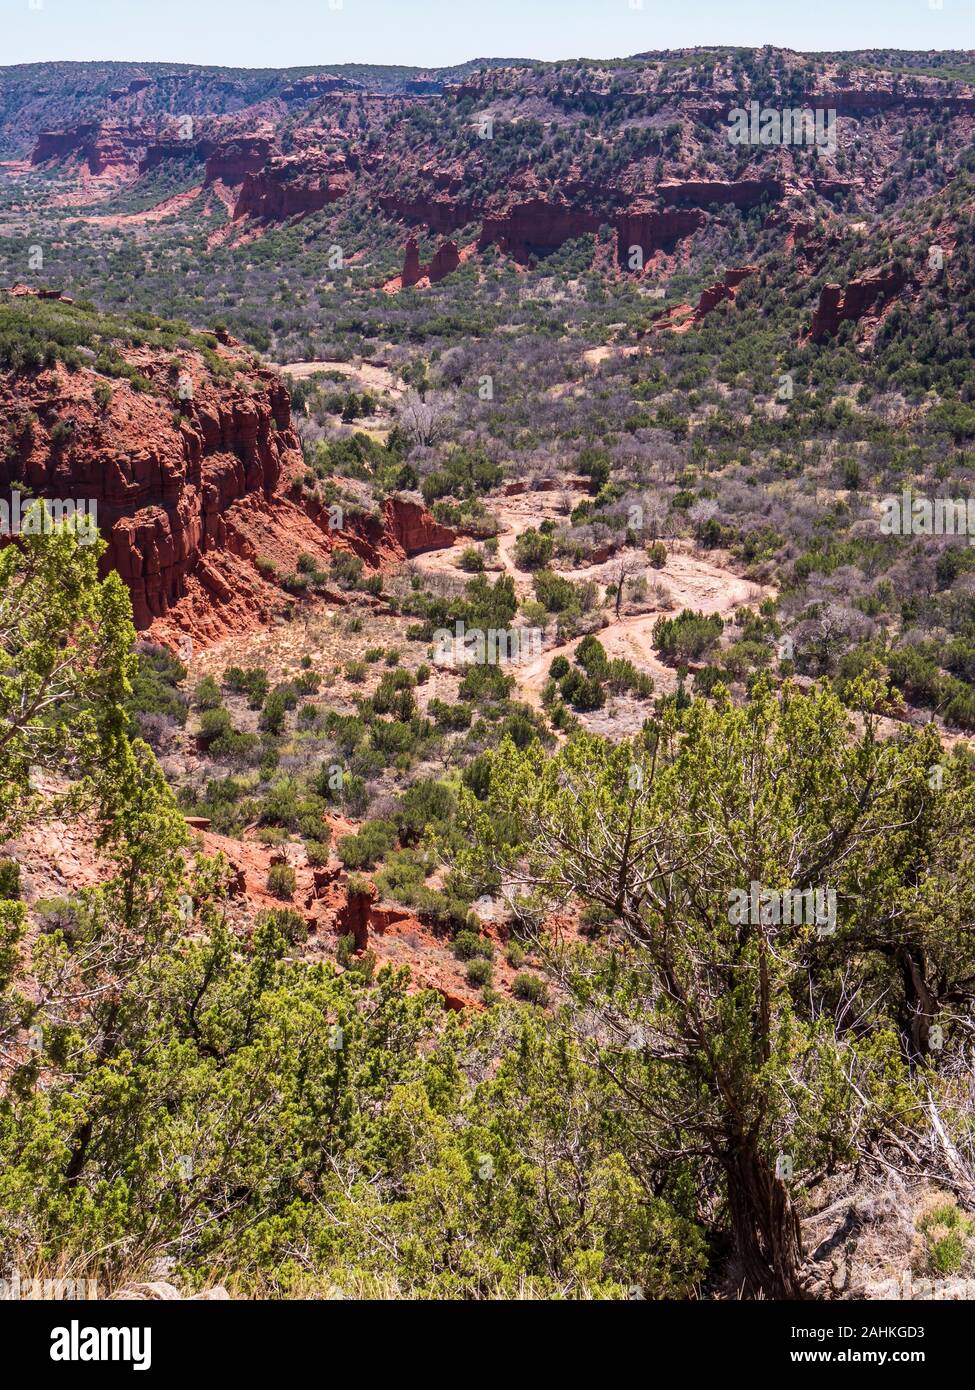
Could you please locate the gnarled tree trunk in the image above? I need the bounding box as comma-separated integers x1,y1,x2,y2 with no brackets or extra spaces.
724,1141,807,1299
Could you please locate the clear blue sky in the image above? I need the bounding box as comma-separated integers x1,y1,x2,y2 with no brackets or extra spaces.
1,0,972,70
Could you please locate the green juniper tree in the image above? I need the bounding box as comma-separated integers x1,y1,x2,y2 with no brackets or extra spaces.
454,677,970,1297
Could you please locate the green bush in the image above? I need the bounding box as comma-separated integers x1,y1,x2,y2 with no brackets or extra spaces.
653,609,723,663
647,541,667,569
0,859,21,900
465,957,494,988
255,906,307,946
193,676,222,710
266,863,297,900
512,972,549,1006
198,707,234,747
514,528,554,571
452,929,494,962
337,819,397,871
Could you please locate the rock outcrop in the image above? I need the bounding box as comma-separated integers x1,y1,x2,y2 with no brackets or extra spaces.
0,290,454,645
391,235,462,290
479,197,603,257
427,239,460,282
656,178,784,210
377,192,483,234
204,134,277,186
809,265,907,341
694,265,758,316
30,123,100,165
615,206,706,264
401,236,422,287
233,152,352,221
280,74,366,102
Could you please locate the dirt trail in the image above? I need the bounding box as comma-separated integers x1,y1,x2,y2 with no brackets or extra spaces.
274,358,403,397
514,549,769,709
411,484,773,709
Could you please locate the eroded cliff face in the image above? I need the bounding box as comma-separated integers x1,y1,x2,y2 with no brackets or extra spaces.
203,134,277,186
21,55,975,293
232,153,353,220
0,296,454,645
809,265,908,341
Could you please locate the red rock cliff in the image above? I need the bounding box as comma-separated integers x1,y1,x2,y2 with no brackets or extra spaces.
0,296,454,644
233,153,352,221
809,264,907,341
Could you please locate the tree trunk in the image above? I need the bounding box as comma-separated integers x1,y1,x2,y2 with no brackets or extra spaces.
724,1142,807,1299
896,945,937,1060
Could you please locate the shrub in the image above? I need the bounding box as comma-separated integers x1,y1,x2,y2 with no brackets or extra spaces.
459,663,513,702
255,906,307,946
223,666,269,708
512,972,549,1005
266,863,297,900
465,957,494,988
429,698,472,730
918,1201,973,1276
331,551,364,587
452,929,494,962
396,779,456,842
570,676,606,712
198,707,233,747
259,691,289,735
514,528,554,571
647,540,668,569
193,676,222,710
336,932,358,968
653,609,723,663
0,859,21,900
459,546,485,572
337,819,397,871
575,635,607,675
127,645,189,729
534,569,578,613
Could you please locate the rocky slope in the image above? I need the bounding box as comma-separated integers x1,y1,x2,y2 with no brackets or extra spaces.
0,289,454,646
10,49,975,296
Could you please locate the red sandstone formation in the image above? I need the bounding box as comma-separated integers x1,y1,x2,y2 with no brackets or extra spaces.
379,495,455,555
615,206,706,264
809,264,907,341
693,265,758,317
377,192,483,234
402,235,422,287
427,239,460,282
30,124,100,165
656,178,784,210
648,266,758,335
0,291,454,645
478,197,603,257
391,235,462,291
204,134,277,187
233,152,352,221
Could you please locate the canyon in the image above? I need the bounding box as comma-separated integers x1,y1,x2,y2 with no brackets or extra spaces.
0,290,454,646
